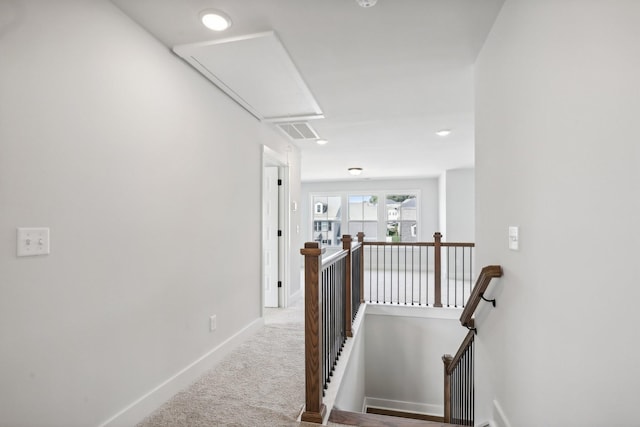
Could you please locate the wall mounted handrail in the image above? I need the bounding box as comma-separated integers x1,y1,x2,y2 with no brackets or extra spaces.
443,265,502,426
459,265,503,330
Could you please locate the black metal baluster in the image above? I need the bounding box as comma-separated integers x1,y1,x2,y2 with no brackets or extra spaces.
418,246,420,305
462,248,466,308
447,247,451,307
454,247,458,307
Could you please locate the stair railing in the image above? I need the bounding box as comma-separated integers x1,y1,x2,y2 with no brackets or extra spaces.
443,265,503,425
300,233,483,424
361,232,476,307
300,234,364,423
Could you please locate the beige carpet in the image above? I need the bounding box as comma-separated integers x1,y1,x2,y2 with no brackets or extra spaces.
136,299,349,427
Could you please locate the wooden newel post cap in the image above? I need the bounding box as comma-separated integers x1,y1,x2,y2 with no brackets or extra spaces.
434,232,442,241
301,242,324,256
342,234,352,249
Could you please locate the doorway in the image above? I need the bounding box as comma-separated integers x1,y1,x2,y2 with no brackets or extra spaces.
262,146,289,309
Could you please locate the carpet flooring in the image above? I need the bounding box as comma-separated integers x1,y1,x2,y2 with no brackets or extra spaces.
135,299,349,427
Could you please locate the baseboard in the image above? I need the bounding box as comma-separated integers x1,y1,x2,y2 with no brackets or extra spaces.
492,399,512,427
362,397,443,418
98,317,264,427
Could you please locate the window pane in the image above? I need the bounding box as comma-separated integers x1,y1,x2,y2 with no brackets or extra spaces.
386,194,417,242
349,195,377,221
312,195,341,246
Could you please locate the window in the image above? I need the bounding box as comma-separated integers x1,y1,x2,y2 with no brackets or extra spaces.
385,194,417,242
309,191,419,244
312,196,341,246
348,195,378,240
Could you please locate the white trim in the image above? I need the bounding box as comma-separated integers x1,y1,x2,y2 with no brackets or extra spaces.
362,397,443,418
98,318,264,427
262,145,288,168
262,145,291,309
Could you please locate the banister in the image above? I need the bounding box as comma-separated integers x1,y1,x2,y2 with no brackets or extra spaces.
444,330,475,376
442,330,476,424
459,265,503,331
321,249,348,267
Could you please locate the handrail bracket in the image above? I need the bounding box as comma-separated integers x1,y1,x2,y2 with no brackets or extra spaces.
479,292,496,307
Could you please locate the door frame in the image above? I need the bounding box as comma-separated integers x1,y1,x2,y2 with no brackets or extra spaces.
262,146,291,310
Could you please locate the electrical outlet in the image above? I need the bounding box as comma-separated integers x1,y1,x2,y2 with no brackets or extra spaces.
17,228,50,256
209,315,217,332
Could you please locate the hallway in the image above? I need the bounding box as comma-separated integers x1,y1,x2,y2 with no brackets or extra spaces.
136,299,349,426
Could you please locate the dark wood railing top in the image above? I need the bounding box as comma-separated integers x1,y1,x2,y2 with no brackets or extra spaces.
459,265,503,328
362,241,475,247
442,330,475,375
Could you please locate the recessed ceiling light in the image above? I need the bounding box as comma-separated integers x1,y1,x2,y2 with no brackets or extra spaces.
435,129,451,137
200,10,232,31
356,0,378,7
316,139,328,145
348,167,363,176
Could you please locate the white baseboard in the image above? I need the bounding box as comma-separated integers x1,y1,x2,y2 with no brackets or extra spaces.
363,396,443,418
98,317,264,427
492,399,512,427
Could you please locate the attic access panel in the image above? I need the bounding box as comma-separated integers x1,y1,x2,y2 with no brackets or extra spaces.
173,31,323,122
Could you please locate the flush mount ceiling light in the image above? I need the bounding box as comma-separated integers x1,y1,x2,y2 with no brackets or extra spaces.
356,0,378,7
348,167,363,176
316,139,328,145
200,10,232,31
435,129,452,137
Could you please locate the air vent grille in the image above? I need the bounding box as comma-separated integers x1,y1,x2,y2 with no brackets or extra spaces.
277,122,319,140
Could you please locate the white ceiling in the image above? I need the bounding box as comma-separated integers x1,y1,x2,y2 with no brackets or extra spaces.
110,0,504,182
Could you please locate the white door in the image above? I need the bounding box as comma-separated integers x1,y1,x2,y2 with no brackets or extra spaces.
263,167,279,307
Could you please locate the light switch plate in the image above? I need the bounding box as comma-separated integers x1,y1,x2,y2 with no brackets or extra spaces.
508,226,519,251
17,228,50,256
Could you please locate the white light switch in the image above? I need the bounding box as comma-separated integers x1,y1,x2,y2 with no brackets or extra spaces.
17,228,50,256
508,226,519,251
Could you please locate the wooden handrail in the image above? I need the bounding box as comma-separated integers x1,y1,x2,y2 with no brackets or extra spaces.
459,265,503,329
361,241,474,247
442,330,475,423
444,330,475,376
359,232,475,308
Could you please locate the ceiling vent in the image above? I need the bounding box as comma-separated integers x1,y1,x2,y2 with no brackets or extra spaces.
276,122,319,140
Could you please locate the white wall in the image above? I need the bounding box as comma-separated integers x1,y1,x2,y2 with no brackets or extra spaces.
443,168,475,242
363,307,465,415
438,173,447,238
333,315,366,413
475,1,640,426
301,178,440,244
0,1,296,426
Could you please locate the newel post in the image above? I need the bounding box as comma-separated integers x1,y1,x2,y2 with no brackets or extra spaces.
343,235,353,338
300,242,326,424
434,232,443,307
442,354,453,423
